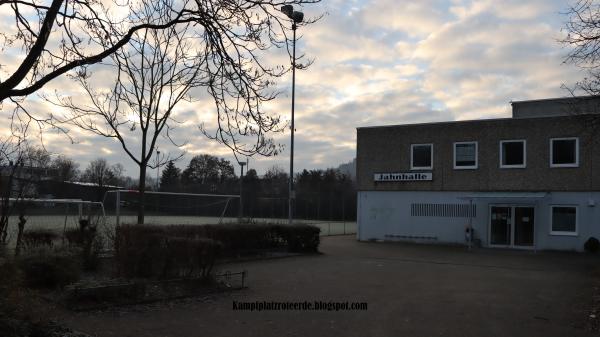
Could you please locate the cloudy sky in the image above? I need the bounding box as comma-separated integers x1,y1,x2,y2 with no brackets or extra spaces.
2,0,588,178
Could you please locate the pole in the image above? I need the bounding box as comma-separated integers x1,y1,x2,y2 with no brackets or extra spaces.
468,199,473,251
116,190,120,226
239,163,245,221
156,150,160,191
288,24,297,226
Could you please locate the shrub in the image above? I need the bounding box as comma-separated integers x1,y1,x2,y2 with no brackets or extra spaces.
114,225,222,278
585,237,600,253
65,220,103,271
278,225,321,252
114,223,320,279
0,258,23,315
21,229,58,249
18,248,81,288
163,237,222,278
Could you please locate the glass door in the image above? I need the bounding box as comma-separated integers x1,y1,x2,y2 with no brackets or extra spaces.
490,206,511,246
514,207,534,247
489,205,535,248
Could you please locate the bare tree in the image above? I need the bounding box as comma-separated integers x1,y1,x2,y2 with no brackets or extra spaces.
82,158,123,186
51,155,80,182
561,0,600,136
52,1,204,223
0,119,51,250
1,0,319,123
50,0,320,224
563,2,599,91
0,0,224,103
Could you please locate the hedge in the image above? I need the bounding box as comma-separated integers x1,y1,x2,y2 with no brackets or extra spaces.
18,248,81,288
115,226,222,278
114,224,320,278
21,229,59,249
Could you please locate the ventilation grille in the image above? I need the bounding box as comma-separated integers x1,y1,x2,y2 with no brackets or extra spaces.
411,203,476,218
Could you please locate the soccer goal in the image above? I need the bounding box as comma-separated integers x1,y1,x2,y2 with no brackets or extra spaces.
102,190,240,226
1,198,106,244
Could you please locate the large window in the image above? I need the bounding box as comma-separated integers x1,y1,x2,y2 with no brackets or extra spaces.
550,206,578,236
550,138,579,168
500,140,526,168
411,144,433,170
454,142,478,169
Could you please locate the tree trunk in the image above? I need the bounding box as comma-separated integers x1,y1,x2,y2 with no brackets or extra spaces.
137,163,147,224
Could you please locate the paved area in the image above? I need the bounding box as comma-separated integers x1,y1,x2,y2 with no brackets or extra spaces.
61,236,598,337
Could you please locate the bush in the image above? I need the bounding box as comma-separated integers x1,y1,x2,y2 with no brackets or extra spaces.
114,223,320,278
0,258,23,315
18,248,81,288
278,225,321,252
21,229,58,249
585,237,600,253
163,237,222,278
114,225,222,278
65,220,103,271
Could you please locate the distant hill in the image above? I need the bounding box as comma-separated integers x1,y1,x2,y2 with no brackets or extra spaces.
337,158,356,180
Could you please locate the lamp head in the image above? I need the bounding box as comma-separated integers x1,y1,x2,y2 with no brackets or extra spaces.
292,11,304,24
281,5,293,18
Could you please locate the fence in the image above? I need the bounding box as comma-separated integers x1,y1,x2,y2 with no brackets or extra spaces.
0,192,357,248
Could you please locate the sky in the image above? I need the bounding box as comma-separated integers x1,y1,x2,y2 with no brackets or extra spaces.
0,0,588,178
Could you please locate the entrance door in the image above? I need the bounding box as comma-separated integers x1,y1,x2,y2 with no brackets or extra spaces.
490,206,511,246
514,207,534,247
489,205,535,248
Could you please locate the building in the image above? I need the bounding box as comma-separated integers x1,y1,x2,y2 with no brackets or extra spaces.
356,96,600,251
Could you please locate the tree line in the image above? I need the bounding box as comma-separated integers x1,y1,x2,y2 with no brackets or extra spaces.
0,148,357,221
159,155,357,221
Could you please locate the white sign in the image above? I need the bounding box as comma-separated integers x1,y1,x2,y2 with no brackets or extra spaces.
374,172,432,182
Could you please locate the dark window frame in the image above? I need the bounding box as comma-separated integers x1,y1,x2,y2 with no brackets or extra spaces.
550,137,579,168
453,141,478,170
499,139,526,169
410,143,433,170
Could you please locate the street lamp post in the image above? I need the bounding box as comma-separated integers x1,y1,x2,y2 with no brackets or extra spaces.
156,150,160,191
281,5,303,226
238,161,246,221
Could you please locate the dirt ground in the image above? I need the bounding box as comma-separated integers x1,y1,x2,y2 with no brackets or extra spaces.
59,236,599,337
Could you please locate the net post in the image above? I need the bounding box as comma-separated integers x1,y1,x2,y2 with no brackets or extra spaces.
219,198,231,224
62,203,69,245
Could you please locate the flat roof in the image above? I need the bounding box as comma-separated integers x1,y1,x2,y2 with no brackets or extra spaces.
357,96,600,130
510,95,600,105
355,113,595,130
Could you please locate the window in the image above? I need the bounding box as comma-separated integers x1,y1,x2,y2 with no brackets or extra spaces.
550,206,578,235
411,203,476,217
454,142,478,169
550,138,579,167
500,140,526,168
411,144,433,170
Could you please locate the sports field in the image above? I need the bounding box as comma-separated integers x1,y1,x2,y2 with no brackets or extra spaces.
2,214,356,245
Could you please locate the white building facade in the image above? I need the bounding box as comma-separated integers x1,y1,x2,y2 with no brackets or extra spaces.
356,97,600,251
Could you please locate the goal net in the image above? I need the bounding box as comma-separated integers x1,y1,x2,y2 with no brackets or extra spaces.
102,190,240,226
1,198,106,245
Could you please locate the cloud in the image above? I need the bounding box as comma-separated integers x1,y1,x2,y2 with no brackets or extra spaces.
0,0,587,178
